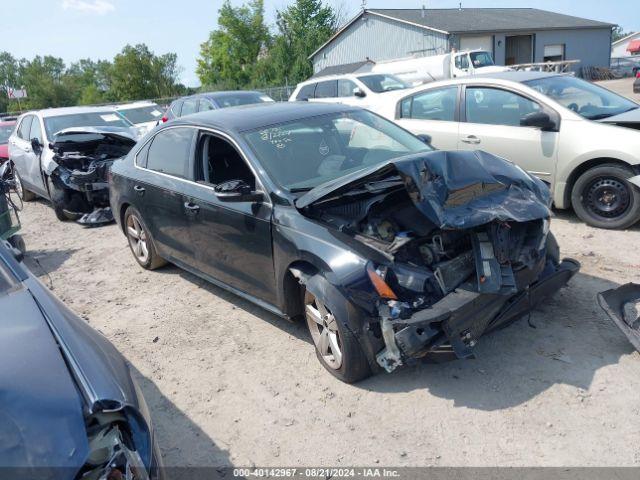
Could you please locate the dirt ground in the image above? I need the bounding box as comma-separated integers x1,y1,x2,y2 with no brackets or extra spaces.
16,197,640,468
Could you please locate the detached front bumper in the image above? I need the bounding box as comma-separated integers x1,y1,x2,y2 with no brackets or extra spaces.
598,283,640,353
376,258,580,372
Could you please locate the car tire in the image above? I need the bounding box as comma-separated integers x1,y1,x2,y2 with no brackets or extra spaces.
124,206,166,270
14,169,36,202
46,176,72,222
303,285,371,383
571,164,640,230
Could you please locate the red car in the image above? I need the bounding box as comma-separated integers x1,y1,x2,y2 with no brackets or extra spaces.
0,120,16,165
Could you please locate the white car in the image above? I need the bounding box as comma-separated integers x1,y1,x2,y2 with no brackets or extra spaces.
288,73,410,113
114,101,164,134
373,71,640,229
9,106,137,221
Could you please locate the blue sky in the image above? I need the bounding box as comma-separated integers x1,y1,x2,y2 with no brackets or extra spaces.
2,0,639,87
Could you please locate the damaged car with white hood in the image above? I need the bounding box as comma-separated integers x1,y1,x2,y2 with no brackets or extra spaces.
9,107,138,225
109,102,579,383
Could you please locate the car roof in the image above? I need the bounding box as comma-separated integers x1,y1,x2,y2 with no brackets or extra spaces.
470,70,562,82
32,106,118,118
169,102,357,132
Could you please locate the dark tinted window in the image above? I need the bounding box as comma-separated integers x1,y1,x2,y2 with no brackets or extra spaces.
357,74,408,93
29,118,43,143
213,92,272,108
296,84,316,100
338,79,358,97
455,54,469,70
180,98,198,117
314,80,337,98
135,140,152,168
146,127,194,179
17,116,33,140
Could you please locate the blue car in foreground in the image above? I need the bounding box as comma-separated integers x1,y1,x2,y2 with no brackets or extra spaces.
0,242,162,479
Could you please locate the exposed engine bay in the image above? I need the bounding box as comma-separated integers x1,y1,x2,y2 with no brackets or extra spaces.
50,128,137,226
79,410,149,480
297,150,580,372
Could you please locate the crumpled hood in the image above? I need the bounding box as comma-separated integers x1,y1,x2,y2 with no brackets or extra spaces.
296,150,551,229
0,287,88,471
52,126,139,148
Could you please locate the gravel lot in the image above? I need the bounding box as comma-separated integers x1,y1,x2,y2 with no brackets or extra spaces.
14,79,640,468
17,198,640,468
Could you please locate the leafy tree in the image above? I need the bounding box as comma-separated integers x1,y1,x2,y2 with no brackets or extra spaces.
0,52,19,112
267,0,340,85
197,0,270,88
613,26,633,43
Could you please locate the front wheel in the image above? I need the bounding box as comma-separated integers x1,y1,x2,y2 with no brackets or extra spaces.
14,169,36,202
304,287,371,383
571,164,640,229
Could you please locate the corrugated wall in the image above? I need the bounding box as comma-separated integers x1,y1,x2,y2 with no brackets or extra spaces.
312,13,450,73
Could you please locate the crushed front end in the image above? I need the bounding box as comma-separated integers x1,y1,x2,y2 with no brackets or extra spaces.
298,150,580,372
49,128,137,226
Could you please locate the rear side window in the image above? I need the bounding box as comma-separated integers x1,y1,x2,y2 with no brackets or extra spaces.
402,87,458,121
296,84,316,100
146,127,194,179
315,81,337,98
180,98,198,117
17,116,33,140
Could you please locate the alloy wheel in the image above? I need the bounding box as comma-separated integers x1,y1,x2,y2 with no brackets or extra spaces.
126,214,150,264
585,177,631,219
305,292,343,370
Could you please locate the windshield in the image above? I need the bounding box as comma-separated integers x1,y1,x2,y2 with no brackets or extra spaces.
357,74,409,93
525,75,638,120
117,105,163,125
243,110,432,191
214,93,274,108
44,112,133,138
0,124,14,144
469,52,495,68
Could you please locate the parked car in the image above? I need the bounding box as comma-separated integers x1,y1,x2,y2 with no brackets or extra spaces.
0,240,162,479
161,91,274,122
9,107,138,225
289,73,410,113
0,119,16,176
610,57,640,78
115,101,164,134
635,71,640,94
109,102,578,383
372,71,640,229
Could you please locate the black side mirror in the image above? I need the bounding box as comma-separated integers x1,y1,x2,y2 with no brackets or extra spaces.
214,179,263,203
353,87,366,98
521,111,557,131
31,138,42,154
417,134,432,145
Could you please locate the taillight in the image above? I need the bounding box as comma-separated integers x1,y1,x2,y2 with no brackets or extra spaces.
161,115,168,123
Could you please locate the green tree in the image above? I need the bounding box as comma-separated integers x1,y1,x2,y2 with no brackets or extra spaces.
0,52,19,112
613,26,633,43
266,0,340,85
197,0,270,88
18,55,76,109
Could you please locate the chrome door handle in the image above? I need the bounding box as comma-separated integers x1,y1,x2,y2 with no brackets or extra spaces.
461,135,481,145
184,201,200,213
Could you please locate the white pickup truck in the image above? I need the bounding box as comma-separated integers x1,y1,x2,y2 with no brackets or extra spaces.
370,50,510,85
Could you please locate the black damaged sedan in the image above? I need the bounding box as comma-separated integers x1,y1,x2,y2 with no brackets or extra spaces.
0,242,162,478
109,103,579,383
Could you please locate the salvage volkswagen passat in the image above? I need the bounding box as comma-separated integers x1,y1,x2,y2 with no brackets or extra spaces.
109,103,579,383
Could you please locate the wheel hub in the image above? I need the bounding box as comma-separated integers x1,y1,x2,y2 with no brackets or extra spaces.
305,294,343,370
585,177,630,218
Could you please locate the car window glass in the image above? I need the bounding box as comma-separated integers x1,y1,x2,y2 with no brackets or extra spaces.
297,84,316,100
146,127,194,179
406,87,457,121
135,140,152,168
171,100,183,116
455,54,469,70
29,118,43,143
17,116,33,140
198,134,255,189
180,98,198,117
314,80,337,98
198,99,215,112
466,87,541,127
337,79,358,97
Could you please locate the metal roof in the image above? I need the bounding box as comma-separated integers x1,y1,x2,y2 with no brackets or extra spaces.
368,8,614,34
170,102,357,133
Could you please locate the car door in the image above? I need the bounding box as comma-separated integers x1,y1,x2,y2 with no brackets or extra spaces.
394,86,460,150
183,130,277,306
134,126,198,266
11,115,47,195
458,85,559,182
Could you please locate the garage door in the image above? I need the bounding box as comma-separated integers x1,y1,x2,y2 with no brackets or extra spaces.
460,35,494,53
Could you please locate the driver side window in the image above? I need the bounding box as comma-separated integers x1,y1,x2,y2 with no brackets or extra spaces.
198,133,255,189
